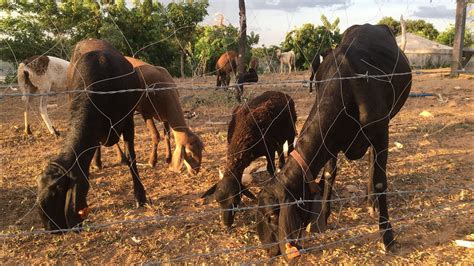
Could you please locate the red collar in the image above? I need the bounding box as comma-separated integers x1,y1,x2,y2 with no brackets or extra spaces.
290,150,321,194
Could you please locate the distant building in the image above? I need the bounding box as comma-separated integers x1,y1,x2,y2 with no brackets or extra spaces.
396,33,453,68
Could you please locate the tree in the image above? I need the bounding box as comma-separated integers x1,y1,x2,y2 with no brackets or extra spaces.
378,16,401,36
437,25,473,47
165,0,209,77
280,17,341,70
377,17,439,40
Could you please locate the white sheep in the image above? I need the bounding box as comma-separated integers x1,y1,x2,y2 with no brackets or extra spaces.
18,55,69,135
275,49,296,74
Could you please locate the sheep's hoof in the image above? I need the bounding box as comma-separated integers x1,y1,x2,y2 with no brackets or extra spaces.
385,240,401,254
120,158,129,166
52,127,60,137
24,126,32,135
147,158,157,168
165,157,171,164
91,163,103,170
135,200,147,208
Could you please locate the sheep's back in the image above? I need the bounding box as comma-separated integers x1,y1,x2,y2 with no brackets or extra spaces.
227,91,296,158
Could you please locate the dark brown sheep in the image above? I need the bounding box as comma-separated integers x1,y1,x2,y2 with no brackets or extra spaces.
202,91,297,228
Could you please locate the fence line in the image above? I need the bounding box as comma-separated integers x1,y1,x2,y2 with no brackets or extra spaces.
0,70,448,98
153,201,473,263
1,185,471,239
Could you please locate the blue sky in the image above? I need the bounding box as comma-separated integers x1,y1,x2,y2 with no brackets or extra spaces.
191,0,459,45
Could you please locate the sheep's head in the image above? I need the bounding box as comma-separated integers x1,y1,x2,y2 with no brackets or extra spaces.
256,173,309,260
275,48,282,58
36,162,89,231
170,132,204,176
201,169,256,227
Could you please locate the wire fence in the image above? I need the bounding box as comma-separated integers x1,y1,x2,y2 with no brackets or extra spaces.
1,185,471,238
0,70,449,98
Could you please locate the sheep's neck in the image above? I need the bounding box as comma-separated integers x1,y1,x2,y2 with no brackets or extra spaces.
55,121,99,178
225,154,252,181
281,96,341,190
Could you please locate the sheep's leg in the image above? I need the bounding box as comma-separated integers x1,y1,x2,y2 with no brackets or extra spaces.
114,143,128,165
91,147,103,169
288,63,292,74
321,157,337,224
163,122,172,164
39,96,59,136
309,71,315,93
280,62,283,74
122,116,147,206
369,131,395,252
265,149,276,177
276,144,285,169
23,96,32,135
367,146,378,217
143,113,160,167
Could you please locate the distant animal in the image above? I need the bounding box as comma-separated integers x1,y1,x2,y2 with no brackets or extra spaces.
275,49,296,74
235,57,259,101
18,55,69,136
202,91,297,228
36,39,147,231
256,24,412,259
216,51,238,88
309,48,332,93
92,57,205,176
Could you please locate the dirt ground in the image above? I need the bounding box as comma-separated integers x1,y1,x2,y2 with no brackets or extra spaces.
0,69,473,264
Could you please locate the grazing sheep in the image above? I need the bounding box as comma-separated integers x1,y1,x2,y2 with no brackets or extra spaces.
216,51,238,88
202,91,297,227
275,49,296,74
18,55,69,136
92,57,205,176
36,39,146,231
256,24,412,259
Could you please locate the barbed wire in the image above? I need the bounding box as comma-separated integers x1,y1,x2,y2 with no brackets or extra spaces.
1,185,471,239
0,70,450,98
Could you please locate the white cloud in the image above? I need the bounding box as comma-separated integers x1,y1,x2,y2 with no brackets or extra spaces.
412,5,455,19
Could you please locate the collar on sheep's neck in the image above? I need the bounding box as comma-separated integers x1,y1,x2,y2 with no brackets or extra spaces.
290,150,321,194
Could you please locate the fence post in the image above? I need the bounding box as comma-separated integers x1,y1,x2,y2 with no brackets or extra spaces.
451,0,467,77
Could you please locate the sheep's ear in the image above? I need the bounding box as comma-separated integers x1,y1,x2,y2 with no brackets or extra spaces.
241,186,256,200
201,184,217,204
170,145,185,173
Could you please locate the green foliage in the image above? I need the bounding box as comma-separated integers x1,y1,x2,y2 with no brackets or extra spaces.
0,0,209,76
377,16,439,40
437,25,474,48
191,24,259,75
280,17,341,70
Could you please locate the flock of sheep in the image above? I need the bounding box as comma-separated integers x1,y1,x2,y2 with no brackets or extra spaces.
19,24,412,260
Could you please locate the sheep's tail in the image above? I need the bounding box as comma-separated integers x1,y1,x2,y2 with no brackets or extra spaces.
17,63,28,102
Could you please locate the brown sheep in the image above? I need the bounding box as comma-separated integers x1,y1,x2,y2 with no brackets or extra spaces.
215,51,238,88
202,91,297,228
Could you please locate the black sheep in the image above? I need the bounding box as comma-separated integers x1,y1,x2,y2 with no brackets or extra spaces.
36,39,147,231
256,24,412,259
202,91,297,228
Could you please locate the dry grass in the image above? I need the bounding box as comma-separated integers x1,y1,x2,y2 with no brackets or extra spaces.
0,70,473,263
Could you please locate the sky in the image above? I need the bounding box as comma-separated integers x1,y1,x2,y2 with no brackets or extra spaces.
180,0,460,46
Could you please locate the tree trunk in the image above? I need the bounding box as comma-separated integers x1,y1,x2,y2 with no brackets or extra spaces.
451,0,467,76
180,49,185,78
400,15,407,52
237,0,247,102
